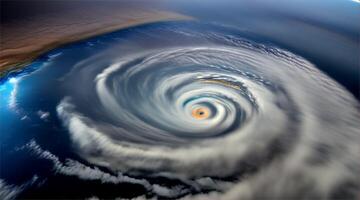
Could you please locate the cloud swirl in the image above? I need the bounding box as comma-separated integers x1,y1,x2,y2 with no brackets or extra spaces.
55,23,360,199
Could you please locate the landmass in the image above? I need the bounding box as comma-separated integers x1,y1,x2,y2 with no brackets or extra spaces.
0,3,191,77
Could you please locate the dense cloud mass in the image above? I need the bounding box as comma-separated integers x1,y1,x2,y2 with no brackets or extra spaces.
52,23,360,199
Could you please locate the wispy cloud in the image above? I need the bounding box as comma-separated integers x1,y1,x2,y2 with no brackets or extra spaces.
19,140,200,198
0,176,39,200
0,180,22,200
37,110,50,121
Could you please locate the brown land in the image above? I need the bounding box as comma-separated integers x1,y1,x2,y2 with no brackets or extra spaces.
0,4,191,77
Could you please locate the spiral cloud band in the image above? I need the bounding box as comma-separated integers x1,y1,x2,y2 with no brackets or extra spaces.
56,23,360,199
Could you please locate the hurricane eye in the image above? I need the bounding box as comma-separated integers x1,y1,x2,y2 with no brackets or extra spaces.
191,107,210,120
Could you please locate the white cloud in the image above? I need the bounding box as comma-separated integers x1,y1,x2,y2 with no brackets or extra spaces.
21,140,202,198
37,110,50,121
20,115,29,121
8,80,18,109
0,180,22,200
152,184,188,198
0,176,39,200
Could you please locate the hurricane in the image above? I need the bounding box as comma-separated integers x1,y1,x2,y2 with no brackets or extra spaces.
48,22,360,199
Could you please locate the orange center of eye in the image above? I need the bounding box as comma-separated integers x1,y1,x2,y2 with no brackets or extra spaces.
191,107,210,120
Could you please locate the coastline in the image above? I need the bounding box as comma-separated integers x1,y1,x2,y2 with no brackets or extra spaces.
0,7,192,78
